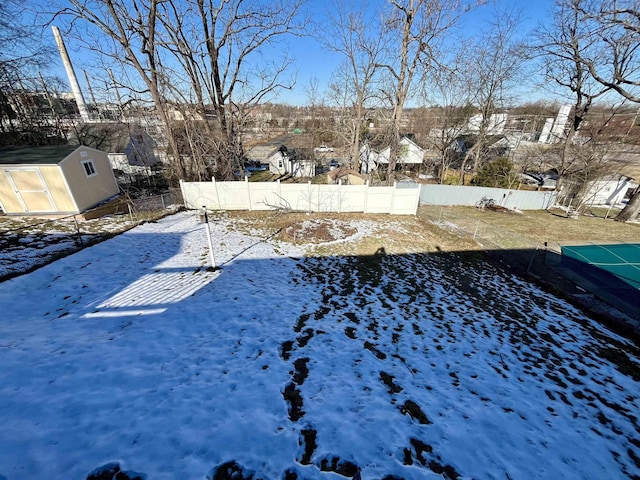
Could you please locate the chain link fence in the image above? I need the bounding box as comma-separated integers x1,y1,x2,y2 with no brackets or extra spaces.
0,189,184,281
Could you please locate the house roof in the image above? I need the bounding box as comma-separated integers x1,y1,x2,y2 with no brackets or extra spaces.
0,145,79,165
70,123,150,153
366,135,424,152
246,144,285,162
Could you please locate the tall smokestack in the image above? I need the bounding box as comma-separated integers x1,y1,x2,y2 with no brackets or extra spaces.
52,26,90,122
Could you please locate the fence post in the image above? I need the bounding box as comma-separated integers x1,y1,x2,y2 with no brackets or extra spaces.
414,184,422,215
308,181,312,214
338,179,342,213
213,176,221,210
179,179,186,209
390,181,397,214
473,220,480,240
246,176,252,211
526,246,539,274
73,215,83,245
277,179,282,210
363,180,369,213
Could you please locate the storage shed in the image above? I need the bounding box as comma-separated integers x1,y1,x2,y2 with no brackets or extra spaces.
0,145,119,215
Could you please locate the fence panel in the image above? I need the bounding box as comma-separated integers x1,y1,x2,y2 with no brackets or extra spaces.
279,184,313,212
420,184,556,210
392,183,422,215
180,180,422,215
363,185,394,213
339,185,368,213
248,182,281,210
181,182,218,210
215,180,251,210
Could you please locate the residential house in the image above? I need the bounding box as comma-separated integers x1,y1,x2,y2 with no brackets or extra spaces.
246,144,288,175
246,144,316,178
71,123,161,179
360,136,425,173
582,174,636,206
0,145,119,215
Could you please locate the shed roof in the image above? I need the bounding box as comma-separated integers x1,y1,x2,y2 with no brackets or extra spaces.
0,145,79,165
328,167,364,181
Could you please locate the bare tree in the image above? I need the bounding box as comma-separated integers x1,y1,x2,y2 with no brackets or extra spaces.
304,76,323,155
534,0,613,201
320,0,385,172
458,7,527,183
573,0,640,221
376,0,483,183
419,50,475,183
0,0,63,139
577,0,640,102
56,0,306,181
155,0,307,180
536,1,640,221
56,0,187,180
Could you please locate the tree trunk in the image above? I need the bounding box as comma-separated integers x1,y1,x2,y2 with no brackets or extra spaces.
615,186,640,222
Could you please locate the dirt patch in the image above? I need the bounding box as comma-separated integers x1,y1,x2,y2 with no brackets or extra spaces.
292,358,310,385
317,455,358,477
298,428,317,465
344,327,357,339
283,383,304,421
281,219,357,244
280,341,294,361
364,342,387,360
206,461,255,480
399,400,431,425
226,210,478,256
379,371,402,394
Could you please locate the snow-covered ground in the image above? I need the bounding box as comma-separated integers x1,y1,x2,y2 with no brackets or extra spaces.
0,211,638,480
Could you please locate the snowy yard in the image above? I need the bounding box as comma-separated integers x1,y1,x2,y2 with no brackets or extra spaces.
0,211,638,480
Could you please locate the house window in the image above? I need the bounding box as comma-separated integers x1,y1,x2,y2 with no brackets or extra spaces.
81,160,97,177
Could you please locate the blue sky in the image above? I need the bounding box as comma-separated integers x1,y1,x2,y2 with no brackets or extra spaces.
42,0,557,107
277,0,557,105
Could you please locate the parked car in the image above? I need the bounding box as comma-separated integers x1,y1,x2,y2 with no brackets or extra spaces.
314,145,334,153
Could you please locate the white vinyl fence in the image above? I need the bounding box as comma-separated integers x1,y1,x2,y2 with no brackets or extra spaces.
420,184,557,210
180,178,422,215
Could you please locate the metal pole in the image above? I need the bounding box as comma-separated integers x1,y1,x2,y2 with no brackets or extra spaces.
473,220,480,240
526,246,539,274
73,215,83,245
203,206,216,269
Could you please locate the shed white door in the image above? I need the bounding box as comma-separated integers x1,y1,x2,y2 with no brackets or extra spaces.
4,169,56,213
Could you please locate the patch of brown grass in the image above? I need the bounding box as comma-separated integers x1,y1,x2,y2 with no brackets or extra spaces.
417,206,639,251
225,210,479,256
